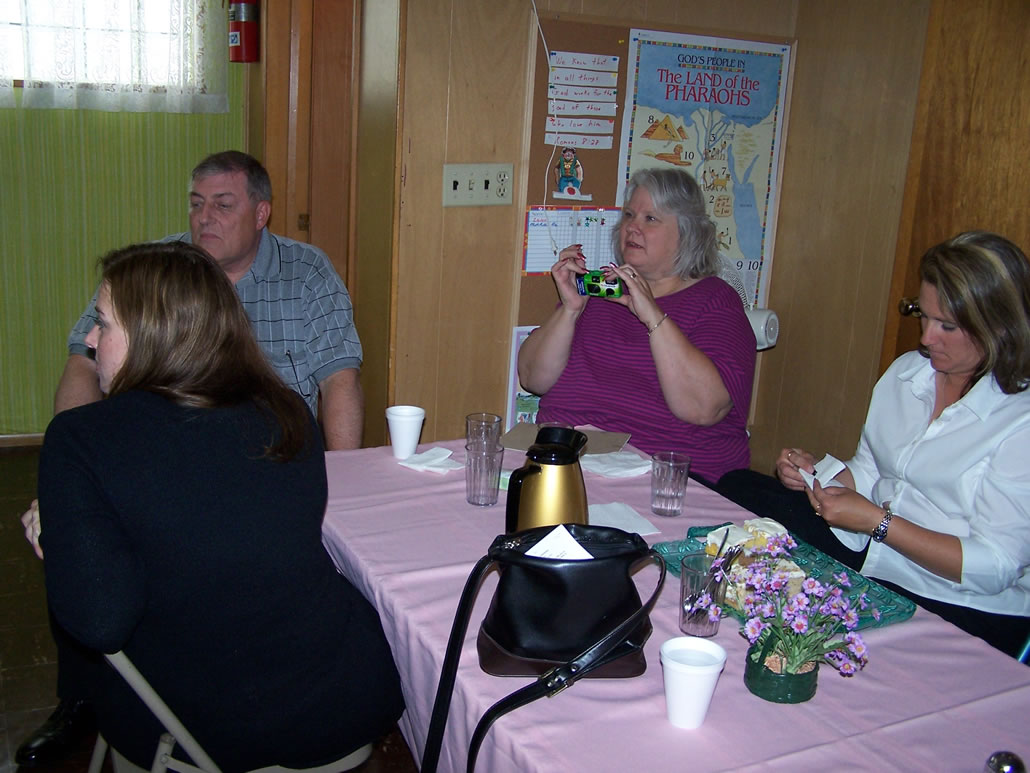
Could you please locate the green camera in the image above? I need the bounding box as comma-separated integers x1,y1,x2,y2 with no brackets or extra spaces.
575,270,623,298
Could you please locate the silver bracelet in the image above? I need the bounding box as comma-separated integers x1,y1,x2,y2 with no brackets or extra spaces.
872,501,894,543
647,313,669,336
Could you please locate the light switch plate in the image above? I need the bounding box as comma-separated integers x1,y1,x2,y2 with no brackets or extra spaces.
442,163,513,207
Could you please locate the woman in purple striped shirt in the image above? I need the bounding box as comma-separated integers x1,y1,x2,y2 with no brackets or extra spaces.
518,167,756,484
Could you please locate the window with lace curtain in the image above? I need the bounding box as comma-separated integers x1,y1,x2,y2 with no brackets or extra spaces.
0,0,227,112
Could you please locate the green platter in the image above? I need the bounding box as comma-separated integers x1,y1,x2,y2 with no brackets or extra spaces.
653,523,917,631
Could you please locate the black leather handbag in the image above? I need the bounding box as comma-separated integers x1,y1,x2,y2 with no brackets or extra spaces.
421,524,666,773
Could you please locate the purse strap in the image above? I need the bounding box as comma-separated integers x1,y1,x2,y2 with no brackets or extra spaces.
421,548,666,773
421,553,495,773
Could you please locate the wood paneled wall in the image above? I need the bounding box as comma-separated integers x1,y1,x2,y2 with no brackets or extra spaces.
748,1,930,471
881,0,1030,373
354,1,402,447
395,1,535,442
393,0,930,470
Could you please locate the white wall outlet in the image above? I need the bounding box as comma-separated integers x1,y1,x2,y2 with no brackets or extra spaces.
442,163,514,207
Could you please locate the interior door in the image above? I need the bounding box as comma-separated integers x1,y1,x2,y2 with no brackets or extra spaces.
256,0,356,283
879,0,1030,373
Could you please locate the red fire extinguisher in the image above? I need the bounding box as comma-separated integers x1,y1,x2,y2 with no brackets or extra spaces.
229,1,259,63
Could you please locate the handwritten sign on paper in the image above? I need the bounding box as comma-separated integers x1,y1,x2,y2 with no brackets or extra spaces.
546,116,616,134
548,84,617,102
549,100,618,117
544,133,614,150
548,67,618,88
549,50,619,72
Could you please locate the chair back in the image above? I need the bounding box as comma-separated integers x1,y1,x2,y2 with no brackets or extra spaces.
88,651,373,773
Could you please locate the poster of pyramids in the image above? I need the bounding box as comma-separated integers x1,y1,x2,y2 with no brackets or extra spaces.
619,29,793,307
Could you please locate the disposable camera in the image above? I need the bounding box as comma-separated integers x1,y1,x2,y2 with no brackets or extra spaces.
576,270,623,298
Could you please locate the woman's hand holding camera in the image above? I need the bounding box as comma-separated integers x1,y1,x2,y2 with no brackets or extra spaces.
550,245,588,313
602,262,665,330
550,247,664,337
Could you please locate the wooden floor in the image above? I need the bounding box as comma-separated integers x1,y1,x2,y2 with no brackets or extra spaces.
0,446,417,773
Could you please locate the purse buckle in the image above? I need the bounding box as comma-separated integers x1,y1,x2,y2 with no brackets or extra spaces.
541,663,578,696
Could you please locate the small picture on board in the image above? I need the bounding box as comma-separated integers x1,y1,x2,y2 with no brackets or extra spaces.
506,325,540,429
552,147,590,201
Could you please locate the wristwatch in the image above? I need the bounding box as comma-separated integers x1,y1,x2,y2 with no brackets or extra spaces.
872,502,894,543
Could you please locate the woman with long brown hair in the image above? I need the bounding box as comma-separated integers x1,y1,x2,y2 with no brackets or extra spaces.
35,242,404,770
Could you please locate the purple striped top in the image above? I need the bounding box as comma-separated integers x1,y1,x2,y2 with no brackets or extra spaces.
536,277,756,483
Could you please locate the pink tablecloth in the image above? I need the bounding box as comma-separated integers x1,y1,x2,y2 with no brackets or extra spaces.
321,439,1030,773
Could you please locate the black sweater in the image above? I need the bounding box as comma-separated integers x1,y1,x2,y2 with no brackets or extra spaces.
40,390,403,771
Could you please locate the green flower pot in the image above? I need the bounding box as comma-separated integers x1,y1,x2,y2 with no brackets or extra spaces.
743,646,819,704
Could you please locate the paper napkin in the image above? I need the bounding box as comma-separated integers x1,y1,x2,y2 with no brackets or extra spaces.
398,447,463,474
580,451,651,478
798,453,847,489
588,502,660,536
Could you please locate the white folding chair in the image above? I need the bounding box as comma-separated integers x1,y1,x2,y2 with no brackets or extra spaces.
88,651,372,773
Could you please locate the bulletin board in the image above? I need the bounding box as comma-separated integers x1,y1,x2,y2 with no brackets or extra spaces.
517,13,794,326
519,15,631,327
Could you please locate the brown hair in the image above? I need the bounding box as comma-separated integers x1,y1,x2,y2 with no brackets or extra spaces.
101,241,312,459
919,231,1030,394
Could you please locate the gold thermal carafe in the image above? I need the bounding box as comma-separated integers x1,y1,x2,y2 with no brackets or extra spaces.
505,427,588,533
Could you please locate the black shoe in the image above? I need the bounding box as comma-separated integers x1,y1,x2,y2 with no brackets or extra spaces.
15,699,96,767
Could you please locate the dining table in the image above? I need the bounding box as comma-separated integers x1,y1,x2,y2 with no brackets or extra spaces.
320,437,1030,773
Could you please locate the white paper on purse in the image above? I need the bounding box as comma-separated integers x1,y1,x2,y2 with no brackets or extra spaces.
525,525,594,560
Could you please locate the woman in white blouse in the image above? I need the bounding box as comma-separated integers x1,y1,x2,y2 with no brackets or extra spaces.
720,231,1030,658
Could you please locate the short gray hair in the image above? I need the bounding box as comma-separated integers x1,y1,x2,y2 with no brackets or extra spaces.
613,168,719,280
190,150,272,204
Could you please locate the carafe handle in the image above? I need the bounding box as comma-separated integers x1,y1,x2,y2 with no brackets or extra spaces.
505,463,540,534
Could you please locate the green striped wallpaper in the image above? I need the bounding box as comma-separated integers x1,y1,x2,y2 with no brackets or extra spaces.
0,67,246,435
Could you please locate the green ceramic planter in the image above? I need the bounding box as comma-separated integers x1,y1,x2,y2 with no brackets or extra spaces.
743,646,819,704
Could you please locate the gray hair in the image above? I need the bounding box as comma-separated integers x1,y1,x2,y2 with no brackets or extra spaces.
613,168,719,280
190,150,272,204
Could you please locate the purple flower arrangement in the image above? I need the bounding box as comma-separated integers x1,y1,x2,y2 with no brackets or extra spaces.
737,533,875,676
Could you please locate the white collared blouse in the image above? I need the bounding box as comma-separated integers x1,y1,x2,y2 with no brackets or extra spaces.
833,351,1030,616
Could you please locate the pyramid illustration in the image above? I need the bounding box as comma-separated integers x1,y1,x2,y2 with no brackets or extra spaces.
641,115,687,141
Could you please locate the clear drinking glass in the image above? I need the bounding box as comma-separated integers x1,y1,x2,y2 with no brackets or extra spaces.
651,451,691,516
465,442,503,506
679,551,726,637
465,412,502,447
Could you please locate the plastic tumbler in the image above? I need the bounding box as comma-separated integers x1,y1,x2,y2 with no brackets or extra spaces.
465,442,503,506
466,412,502,447
651,451,690,516
679,551,727,637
